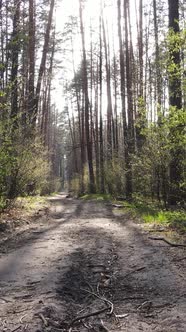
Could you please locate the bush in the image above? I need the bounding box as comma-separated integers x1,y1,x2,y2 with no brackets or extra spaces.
0,126,52,201
104,157,125,195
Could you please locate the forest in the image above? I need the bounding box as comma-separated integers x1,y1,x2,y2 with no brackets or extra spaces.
0,0,185,208
0,1,186,331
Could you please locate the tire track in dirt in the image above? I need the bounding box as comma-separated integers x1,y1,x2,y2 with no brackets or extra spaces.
0,194,185,331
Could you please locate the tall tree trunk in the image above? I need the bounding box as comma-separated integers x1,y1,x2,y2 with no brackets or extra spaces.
135,0,145,150
102,18,113,160
42,36,55,146
168,0,183,205
117,0,127,140
168,0,182,109
67,106,79,175
138,0,143,98
28,0,35,124
153,0,162,122
0,0,4,90
10,0,20,124
113,54,119,153
71,34,85,192
33,0,55,125
123,0,134,200
99,14,105,193
94,59,100,191
79,0,95,193
8,0,21,199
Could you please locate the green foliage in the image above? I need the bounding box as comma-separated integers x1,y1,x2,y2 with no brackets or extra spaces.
104,158,125,195
165,29,186,88
0,117,52,207
13,137,50,196
80,193,111,201
132,120,170,198
40,177,62,195
118,199,186,232
135,97,147,130
0,122,15,197
167,28,185,54
16,195,48,212
168,107,186,148
132,105,186,205
0,196,7,210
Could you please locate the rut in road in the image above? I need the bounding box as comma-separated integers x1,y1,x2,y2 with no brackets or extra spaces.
0,194,185,332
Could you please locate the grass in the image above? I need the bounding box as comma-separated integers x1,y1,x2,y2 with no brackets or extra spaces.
0,192,57,214
80,193,112,201
0,196,7,211
116,199,186,233
81,193,186,233
15,195,49,213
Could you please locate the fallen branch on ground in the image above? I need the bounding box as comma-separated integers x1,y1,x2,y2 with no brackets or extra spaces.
82,321,92,329
115,313,129,318
124,266,146,278
173,256,186,261
112,204,123,208
10,326,21,332
148,229,165,232
13,306,35,314
82,277,95,293
137,300,152,312
80,288,114,314
69,307,109,328
100,319,110,331
149,237,186,247
36,313,48,327
20,314,28,323
0,297,12,303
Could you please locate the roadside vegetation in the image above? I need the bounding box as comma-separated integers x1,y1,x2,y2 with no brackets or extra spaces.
0,195,50,233
0,0,185,236
81,193,186,234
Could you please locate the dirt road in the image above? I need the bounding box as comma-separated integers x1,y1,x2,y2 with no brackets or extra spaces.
0,194,185,331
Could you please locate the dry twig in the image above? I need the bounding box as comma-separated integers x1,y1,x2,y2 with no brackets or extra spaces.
36,313,48,327
10,326,21,332
0,297,12,303
173,256,186,262
69,307,109,329
124,266,146,278
20,314,28,323
80,288,114,314
14,306,34,314
149,237,186,247
100,319,110,331
115,313,129,318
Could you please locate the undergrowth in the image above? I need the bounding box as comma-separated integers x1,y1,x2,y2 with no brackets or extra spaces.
115,199,186,233
81,193,186,233
80,193,111,201
16,195,48,212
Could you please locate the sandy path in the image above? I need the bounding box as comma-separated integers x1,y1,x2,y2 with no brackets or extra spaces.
0,194,185,331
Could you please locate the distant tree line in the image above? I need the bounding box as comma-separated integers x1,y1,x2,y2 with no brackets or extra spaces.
0,0,62,208
63,0,185,206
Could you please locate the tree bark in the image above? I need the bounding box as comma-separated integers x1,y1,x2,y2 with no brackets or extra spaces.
123,0,134,199
168,0,183,205
99,14,105,193
10,0,20,124
79,0,95,193
102,18,113,160
34,0,55,125
28,0,35,124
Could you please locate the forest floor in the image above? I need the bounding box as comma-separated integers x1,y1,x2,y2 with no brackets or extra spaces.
0,193,186,332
